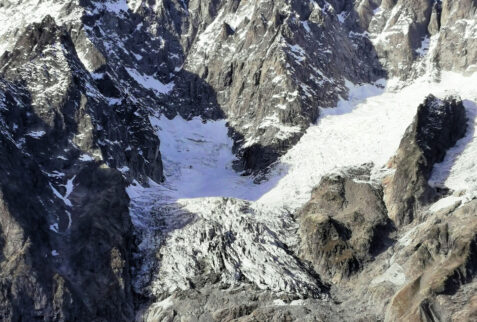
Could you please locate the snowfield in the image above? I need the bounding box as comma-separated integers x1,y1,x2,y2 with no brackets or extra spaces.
127,71,477,295
133,72,477,210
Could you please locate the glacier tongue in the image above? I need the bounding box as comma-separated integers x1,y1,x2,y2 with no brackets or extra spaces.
128,71,477,300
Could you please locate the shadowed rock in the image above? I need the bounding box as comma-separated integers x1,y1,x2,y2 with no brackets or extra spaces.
384,95,467,226
298,164,393,283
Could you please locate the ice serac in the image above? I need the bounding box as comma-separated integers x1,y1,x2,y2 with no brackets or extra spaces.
383,95,467,226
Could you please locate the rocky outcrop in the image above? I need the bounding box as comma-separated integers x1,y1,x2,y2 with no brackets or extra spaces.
0,109,135,320
383,95,467,226
0,13,162,321
362,0,477,78
0,15,164,184
385,200,477,322
298,164,393,283
437,0,477,74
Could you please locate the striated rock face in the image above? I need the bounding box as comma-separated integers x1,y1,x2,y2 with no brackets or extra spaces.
298,164,393,283
384,95,467,226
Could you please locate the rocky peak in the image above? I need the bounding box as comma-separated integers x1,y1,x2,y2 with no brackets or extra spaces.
384,95,467,226
298,164,393,283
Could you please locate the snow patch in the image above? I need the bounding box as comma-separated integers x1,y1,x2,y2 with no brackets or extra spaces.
429,95,477,203
79,154,95,162
27,130,46,138
148,115,258,200
416,36,430,57
429,196,462,213
126,68,174,95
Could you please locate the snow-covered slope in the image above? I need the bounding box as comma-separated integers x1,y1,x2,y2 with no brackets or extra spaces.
131,72,477,207
128,71,477,312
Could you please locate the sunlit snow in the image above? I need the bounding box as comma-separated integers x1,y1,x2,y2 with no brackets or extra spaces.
127,72,477,294
129,72,477,212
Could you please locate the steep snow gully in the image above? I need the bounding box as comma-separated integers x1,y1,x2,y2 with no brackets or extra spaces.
127,71,477,296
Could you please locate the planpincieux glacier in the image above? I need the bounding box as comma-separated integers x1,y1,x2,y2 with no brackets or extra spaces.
0,0,476,321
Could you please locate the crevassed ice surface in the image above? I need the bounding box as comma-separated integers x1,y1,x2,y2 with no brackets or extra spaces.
127,71,477,295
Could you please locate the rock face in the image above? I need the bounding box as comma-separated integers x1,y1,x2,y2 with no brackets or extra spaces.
293,98,476,322
384,95,467,226
0,11,160,322
298,164,392,283
385,200,477,322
